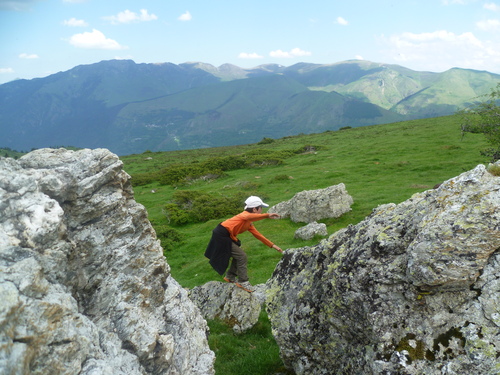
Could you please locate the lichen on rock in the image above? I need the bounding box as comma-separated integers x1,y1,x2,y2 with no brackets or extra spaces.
266,163,500,374
0,148,215,374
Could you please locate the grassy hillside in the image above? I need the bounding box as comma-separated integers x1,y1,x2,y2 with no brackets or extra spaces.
0,148,24,159
304,61,499,116
121,114,488,374
121,114,487,288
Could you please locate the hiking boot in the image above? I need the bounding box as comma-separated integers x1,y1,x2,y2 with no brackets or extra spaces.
223,276,235,283
235,281,255,293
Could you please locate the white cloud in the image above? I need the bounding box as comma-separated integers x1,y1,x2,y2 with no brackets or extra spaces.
19,53,39,59
178,11,192,21
104,9,158,25
484,2,500,11
336,16,349,26
381,29,500,72
477,19,500,31
0,67,14,74
269,48,312,58
355,55,364,60
63,17,88,27
238,52,264,59
68,29,127,50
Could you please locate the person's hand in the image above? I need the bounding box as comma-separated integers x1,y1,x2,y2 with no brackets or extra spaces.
269,213,280,219
272,244,283,253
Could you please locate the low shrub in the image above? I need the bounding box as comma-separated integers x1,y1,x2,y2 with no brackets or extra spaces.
154,225,185,252
130,172,158,186
257,137,275,145
164,190,250,225
243,149,296,167
487,163,500,176
164,203,191,225
158,164,204,185
203,155,246,171
480,148,500,162
132,148,299,187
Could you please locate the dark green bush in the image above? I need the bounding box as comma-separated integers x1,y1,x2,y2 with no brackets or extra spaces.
154,225,184,252
257,137,275,145
170,190,200,208
158,156,247,186
164,190,250,225
164,203,191,225
130,172,158,186
243,149,294,167
202,155,246,171
189,194,243,222
157,164,207,185
132,148,298,187
157,165,185,185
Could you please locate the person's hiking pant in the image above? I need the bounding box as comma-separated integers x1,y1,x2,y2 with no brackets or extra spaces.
226,242,248,282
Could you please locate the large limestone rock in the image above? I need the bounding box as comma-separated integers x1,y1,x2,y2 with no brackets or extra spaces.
189,281,266,333
0,148,215,374
266,163,500,374
268,183,353,223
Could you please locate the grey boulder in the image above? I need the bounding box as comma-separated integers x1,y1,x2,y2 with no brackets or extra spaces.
269,183,353,223
0,148,215,375
266,163,500,375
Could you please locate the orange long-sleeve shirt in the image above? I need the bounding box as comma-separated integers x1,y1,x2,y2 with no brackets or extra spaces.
221,211,274,248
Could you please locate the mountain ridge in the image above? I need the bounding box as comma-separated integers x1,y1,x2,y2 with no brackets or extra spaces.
1,59,498,155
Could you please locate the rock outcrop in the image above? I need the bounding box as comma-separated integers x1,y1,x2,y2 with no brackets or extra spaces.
268,184,353,223
266,163,500,374
0,148,215,374
189,282,266,333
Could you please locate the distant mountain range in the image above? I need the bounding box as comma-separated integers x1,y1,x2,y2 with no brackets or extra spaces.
1,59,499,155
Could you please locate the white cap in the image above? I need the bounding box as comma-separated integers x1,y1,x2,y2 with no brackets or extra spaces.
244,196,269,209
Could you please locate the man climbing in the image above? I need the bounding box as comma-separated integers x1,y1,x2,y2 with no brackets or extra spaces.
204,196,283,292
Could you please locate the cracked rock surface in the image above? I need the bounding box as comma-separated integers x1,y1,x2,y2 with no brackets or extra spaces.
189,281,266,333
267,163,500,374
0,148,215,375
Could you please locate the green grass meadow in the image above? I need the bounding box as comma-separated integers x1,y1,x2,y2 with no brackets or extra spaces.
121,114,488,374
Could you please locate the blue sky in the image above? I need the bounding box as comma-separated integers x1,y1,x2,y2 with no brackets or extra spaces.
1,0,500,84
